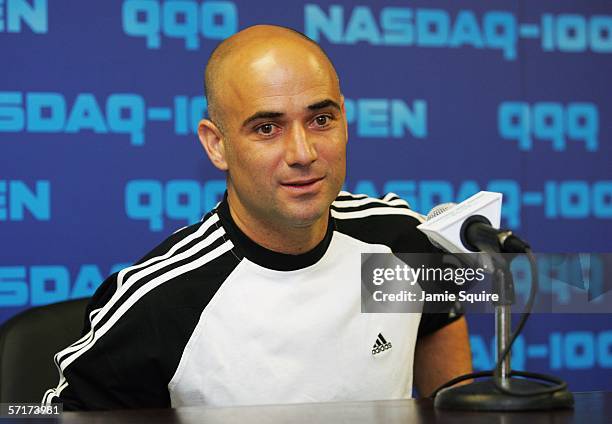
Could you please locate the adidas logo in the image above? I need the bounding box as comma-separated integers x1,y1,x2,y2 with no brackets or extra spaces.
372,333,392,355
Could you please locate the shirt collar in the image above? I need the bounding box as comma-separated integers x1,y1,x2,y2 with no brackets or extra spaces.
216,192,335,271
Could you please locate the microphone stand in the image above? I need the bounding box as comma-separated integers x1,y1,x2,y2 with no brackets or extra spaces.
494,265,513,391
433,244,574,411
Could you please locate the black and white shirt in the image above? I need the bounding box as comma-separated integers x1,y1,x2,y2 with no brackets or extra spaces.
43,192,461,410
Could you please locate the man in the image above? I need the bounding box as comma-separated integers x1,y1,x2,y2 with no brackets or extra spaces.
44,25,471,410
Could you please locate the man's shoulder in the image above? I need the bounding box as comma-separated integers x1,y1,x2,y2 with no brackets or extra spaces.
134,210,232,268
96,211,238,311
332,191,436,253
331,191,424,223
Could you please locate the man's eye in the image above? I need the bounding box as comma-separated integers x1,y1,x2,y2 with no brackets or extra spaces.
314,115,331,127
256,123,276,135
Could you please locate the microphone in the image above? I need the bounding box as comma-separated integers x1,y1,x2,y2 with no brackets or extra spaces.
417,192,530,255
423,194,572,411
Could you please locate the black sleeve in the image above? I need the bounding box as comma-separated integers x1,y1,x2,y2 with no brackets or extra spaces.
43,272,171,410
403,245,466,339
417,301,464,338
43,218,233,410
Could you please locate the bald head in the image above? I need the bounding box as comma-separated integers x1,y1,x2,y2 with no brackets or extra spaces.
204,25,340,129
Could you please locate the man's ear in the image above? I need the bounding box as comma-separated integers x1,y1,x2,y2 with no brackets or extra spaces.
198,119,228,171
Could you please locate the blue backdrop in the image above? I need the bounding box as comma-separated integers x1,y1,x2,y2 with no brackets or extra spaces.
1,0,611,391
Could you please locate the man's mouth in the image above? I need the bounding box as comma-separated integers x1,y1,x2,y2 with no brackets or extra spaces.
280,177,324,191
282,177,322,186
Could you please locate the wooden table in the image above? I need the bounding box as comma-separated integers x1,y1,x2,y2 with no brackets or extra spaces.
11,392,610,424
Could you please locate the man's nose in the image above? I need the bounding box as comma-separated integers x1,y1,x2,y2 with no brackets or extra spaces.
284,124,318,166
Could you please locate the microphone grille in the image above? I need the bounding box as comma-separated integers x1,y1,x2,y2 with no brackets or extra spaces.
426,202,456,221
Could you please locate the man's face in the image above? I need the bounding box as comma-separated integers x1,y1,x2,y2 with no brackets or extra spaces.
210,45,347,231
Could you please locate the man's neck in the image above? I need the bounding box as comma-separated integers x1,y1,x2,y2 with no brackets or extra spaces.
226,195,329,255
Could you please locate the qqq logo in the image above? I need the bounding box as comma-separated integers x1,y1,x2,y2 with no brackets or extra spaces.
499,102,599,152
125,179,226,231
122,0,238,49
0,0,47,33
